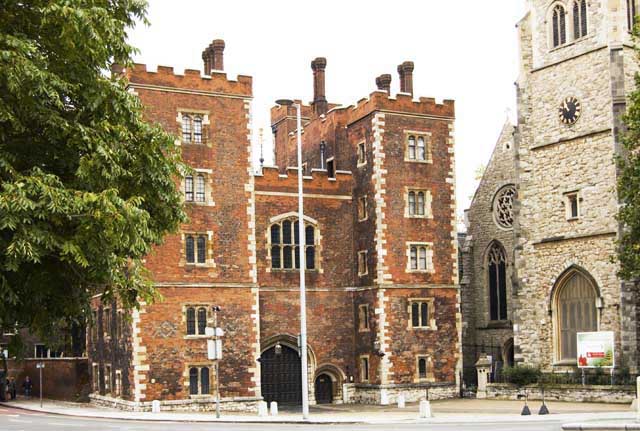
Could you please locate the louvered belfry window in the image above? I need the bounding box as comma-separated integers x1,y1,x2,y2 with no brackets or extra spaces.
552,4,567,47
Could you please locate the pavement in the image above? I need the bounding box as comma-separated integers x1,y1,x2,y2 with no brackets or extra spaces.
0,397,637,426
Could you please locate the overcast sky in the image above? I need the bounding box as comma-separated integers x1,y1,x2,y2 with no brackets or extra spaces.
128,1,527,220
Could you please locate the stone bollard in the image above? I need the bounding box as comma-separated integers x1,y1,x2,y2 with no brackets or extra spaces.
475,355,492,399
151,400,161,413
270,401,278,416
342,383,349,404
397,393,406,409
419,399,432,418
380,389,389,405
258,401,268,417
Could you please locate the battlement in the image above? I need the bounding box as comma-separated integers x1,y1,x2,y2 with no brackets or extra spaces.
344,90,455,123
255,165,353,195
270,101,313,127
118,63,252,97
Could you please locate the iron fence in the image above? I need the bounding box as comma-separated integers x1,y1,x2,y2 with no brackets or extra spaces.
493,369,638,387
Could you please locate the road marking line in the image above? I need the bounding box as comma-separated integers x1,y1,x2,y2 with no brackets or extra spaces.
8,418,32,423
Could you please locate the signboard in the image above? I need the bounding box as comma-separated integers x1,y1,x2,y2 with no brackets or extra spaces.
577,331,614,368
207,339,222,360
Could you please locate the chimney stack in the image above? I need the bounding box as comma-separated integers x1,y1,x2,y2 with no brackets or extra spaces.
401,61,414,96
397,64,406,93
311,57,328,116
202,39,225,73
376,74,392,95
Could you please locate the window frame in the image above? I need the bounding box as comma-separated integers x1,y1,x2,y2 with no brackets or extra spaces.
628,0,637,32
564,191,581,220
415,355,435,382
357,141,367,167
550,3,568,48
404,131,433,163
358,250,368,277
405,188,432,219
184,305,210,337
408,298,436,330
268,216,319,272
183,233,211,266
487,242,508,322
406,242,434,273
358,196,368,222
572,0,588,40
187,365,212,396
359,355,370,383
178,111,209,146
358,304,370,332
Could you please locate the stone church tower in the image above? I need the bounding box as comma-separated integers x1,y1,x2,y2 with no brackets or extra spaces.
462,0,640,380
513,0,639,371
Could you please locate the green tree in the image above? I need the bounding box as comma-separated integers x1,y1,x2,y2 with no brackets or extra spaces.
0,0,186,340
619,39,640,281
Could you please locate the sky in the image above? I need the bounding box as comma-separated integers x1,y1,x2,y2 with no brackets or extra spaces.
127,0,528,221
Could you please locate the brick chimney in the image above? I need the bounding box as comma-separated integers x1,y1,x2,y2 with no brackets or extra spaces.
397,64,406,93
202,39,225,73
311,57,328,116
376,74,392,95
401,61,414,96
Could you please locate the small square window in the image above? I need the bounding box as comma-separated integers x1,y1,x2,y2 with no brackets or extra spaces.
358,197,368,221
357,142,366,166
358,251,368,277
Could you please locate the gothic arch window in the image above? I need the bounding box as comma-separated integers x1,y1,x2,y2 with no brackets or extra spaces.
269,215,318,271
629,0,638,31
573,0,588,39
487,242,507,321
493,185,516,229
551,4,567,48
553,268,598,362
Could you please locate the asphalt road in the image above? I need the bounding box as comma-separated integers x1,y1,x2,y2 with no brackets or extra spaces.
0,405,572,431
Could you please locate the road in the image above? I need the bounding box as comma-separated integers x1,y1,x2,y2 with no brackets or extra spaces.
0,405,576,431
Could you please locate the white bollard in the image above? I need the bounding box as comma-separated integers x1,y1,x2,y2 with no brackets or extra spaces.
258,401,268,417
419,399,432,419
151,400,161,413
270,401,278,416
397,393,406,409
342,383,349,404
380,389,389,405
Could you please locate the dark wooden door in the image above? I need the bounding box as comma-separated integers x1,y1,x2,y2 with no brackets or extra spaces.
260,345,302,405
314,374,333,404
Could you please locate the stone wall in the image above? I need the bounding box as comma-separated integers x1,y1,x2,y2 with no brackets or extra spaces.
486,383,634,404
90,393,260,413
345,383,457,404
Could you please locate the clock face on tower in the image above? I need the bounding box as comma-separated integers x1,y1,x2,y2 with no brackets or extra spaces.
558,96,581,125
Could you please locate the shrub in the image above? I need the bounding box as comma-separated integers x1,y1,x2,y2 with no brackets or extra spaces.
502,365,541,388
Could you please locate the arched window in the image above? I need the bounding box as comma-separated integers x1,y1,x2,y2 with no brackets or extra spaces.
186,307,196,335
552,4,567,47
193,116,203,143
628,0,637,31
189,367,198,395
197,307,207,335
200,367,210,394
488,242,507,321
195,175,205,202
408,192,416,216
269,216,317,270
573,0,587,39
554,269,598,362
408,136,416,160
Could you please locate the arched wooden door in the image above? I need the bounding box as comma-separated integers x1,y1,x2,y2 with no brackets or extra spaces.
314,373,333,404
260,345,302,405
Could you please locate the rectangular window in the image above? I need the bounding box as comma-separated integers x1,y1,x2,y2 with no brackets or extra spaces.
407,243,433,272
185,176,194,202
105,364,111,394
185,234,208,265
410,299,434,329
104,308,111,336
34,344,46,358
92,363,99,392
360,356,369,382
405,132,432,163
188,366,210,395
180,113,207,144
416,356,432,381
115,370,122,397
406,190,431,218
565,191,580,220
357,141,366,166
358,196,367,221
327,159,335,179
358,251,368,277
358,304,370,331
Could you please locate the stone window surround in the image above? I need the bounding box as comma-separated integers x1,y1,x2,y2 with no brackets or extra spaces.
405,242,435,274
491,184,516,231
184,363,213,398
266,213,321,273
404,187,433,219
358,304,370,332
546,0,592,51
407,298,437,331
182,168,215,207
414,355,436,383
105,363,112,394
358,196,368,222
180,231,215,268
563,189,582,220
403,130,433,164
182,304,213,339
176,109,211,147
357,140,367,167
358,250,368,277
359,355,370,383
92,363,99,392
114,369,122,398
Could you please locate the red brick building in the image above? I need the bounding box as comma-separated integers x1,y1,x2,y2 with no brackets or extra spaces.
88,39,461,411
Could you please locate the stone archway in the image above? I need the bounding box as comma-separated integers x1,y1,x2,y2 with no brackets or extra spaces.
314,373,333,404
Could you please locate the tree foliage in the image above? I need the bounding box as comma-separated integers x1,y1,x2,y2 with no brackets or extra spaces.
619,28,640,281
0,0,186,339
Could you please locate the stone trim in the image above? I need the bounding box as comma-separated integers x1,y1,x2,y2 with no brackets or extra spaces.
254,191,352,200
128,83,252,100
131,302,148,402
533,230,616,246
371,113,391,285
530,128,611,151
375,288,393,384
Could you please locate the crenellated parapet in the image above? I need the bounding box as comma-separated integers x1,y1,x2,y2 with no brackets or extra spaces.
345,90,455,123
255,165,353,196
116,63,252,97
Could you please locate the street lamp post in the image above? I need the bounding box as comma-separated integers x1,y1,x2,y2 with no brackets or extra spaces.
276,99,309,419
206,305,223,419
